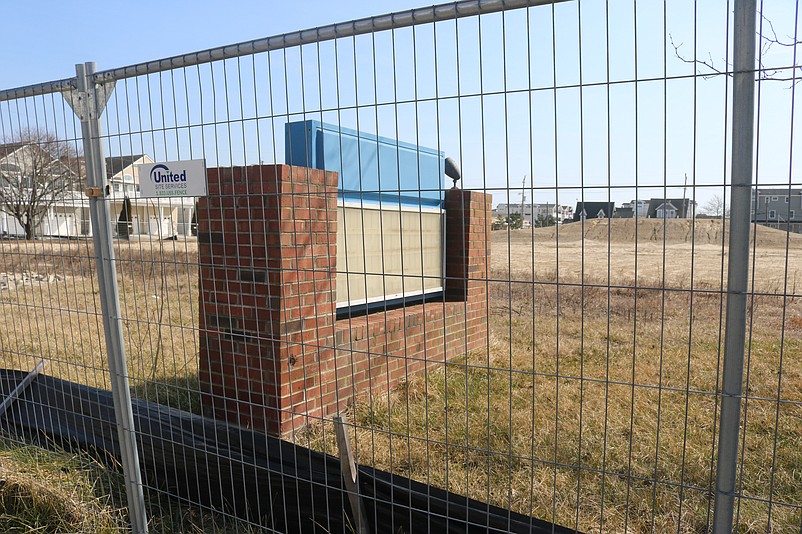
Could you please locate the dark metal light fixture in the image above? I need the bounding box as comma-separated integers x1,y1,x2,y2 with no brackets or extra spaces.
445,156,461,189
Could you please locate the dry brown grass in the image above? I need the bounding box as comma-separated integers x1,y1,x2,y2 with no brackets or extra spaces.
0,436,266,533
0,234,268,534
493,220,802,293
0,438,126,533
297,221,802,533
298,279,802,532
0,220,800,532
0,237,201,411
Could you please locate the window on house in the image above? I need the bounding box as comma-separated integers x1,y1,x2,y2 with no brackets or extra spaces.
785,196,789,203
791,210,796,219
769,210,776,219
771,196,778,201
113,183,121,192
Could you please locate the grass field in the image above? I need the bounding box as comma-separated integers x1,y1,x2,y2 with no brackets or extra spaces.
0,219,800,532
300,221,802,533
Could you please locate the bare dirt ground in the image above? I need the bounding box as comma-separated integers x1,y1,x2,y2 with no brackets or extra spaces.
492,219,802,293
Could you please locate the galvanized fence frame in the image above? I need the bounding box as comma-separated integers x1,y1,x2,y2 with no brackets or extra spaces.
0,0,797,532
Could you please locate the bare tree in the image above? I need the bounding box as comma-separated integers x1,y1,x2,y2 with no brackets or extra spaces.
671,14,802,85
0,129,82,239
702,194,729,218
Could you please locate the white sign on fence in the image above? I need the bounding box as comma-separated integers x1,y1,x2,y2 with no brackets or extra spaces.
136,159,207,198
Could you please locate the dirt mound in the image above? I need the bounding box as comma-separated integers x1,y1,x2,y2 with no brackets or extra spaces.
522,218,802,248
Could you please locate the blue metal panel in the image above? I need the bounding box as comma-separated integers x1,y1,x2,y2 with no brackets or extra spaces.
285,120,444,208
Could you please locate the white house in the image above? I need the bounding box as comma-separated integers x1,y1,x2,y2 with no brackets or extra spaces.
1,145,196,239
0,141,84,238
104,155,196,237
646,198,696,219
107,154,151,196
496,202,574,225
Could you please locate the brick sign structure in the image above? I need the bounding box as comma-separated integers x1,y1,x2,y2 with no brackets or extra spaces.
197,164,490,436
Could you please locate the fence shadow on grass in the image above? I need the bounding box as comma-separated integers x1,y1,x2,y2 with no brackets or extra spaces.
130,373,202,417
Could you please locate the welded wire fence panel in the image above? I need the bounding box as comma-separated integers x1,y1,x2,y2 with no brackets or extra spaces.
0,90,135,529
1,1,801,533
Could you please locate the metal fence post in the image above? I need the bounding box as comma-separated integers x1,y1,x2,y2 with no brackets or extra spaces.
73,61,149,534
712,1,757,532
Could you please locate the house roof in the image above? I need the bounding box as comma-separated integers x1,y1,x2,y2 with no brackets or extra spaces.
61,156,86,177
0,142,83,181
105,155,145,179
753,188,802,195
573,202,615,221
0,143,25,159
646,198,694,218
614,207,634,218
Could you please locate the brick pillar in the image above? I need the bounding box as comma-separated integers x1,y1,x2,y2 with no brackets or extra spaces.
197,164,338,436
445,188,492,353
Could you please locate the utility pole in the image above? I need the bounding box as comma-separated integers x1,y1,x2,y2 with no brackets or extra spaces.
683,172,689,217
520,175,527,225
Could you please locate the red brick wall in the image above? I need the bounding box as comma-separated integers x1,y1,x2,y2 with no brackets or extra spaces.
198,166,490,436
198,164,338,435
444,188,492,353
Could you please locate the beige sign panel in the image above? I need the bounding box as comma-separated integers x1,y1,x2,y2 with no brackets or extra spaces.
336,204,443,307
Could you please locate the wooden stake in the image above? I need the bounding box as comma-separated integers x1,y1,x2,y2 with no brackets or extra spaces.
333,414,370,534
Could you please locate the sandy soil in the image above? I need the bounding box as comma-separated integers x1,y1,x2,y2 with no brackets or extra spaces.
492,219,802,293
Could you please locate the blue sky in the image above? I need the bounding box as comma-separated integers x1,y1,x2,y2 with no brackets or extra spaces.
1,1,801,210
0,1,423,89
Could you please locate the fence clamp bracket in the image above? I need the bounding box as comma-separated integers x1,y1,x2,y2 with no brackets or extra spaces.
61,81,114,121
84,186,106,198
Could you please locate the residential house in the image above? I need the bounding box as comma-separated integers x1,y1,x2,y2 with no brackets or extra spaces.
0,142,84,238
751,188,802,232
496,202,574,225
573,202,616,222
646,198,696,219
614,206,633,218
0,144,196,238
552,204,574,224
104,154,195,237
107,154,151,196
616,199,649,218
